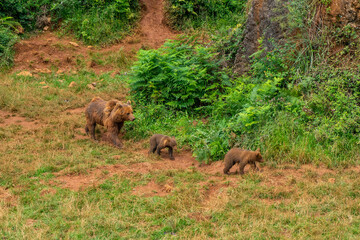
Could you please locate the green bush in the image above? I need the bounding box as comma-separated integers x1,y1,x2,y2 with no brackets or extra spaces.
56,0,139,45
130,38,231,111
165,0,247,30
127,35,360,166
0,17,19,69
0,0,140,45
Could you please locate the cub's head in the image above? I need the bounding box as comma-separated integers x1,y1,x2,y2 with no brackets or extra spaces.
163,136,177,148
110,100,135,122
255,148,264,162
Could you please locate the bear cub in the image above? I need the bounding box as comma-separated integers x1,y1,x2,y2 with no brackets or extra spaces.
223,148,264,175
149,134,177,160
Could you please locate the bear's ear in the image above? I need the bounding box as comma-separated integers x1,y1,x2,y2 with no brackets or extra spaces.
126,100,131,105
256,148,260,152
171,136,175,139
106,100,118,110
111,102,123,113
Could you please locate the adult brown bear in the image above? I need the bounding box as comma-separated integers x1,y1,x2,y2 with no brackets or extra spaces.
85,97,135,148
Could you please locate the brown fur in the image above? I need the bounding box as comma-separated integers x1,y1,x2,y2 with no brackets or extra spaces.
85,97,135,148
149,134,177,160
223,148,264,175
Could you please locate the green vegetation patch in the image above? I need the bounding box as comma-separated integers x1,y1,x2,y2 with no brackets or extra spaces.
0,0,140,45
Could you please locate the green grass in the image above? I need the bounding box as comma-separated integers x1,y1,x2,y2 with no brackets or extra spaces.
0,70,360,238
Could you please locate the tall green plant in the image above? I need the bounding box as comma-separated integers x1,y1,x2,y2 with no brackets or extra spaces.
165,0,247,30
130,38,231,111
0,17,20,69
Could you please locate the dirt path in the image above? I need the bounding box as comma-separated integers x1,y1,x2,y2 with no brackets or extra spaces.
52,142,359,191
0,110,42,130
12,0,177,74
139,0,176,48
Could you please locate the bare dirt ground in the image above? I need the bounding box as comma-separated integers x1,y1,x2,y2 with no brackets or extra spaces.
0,110,42,130
12,0,177,74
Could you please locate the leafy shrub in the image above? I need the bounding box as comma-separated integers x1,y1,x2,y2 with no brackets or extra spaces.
55,0,139,45
0,0,140,45
0,17,20,69
165,0,247,30
130,38,231,111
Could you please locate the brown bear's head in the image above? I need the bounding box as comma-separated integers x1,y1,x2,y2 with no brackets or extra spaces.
163,136,177,148
109,100,135,122
255,148,264,162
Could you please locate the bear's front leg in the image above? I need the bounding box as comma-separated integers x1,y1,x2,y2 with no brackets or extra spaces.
107,126,122,148
168,147,175,160
238,162,247,175
156,146,163,156
109,133,122,148
251,162,259,171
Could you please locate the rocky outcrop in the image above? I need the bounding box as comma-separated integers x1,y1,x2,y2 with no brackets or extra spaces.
234,0,289,73
234,0,360,74
322,0,360,27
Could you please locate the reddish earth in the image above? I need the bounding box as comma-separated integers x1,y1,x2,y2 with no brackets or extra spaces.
0,187,17,206
13,0,178,74
54,110,359,195
0,110,41,130
132,181,170,197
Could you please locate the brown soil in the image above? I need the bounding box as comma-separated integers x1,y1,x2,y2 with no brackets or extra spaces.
0,187,17,206
52,145,348,192
132,181,170,197
0,110,41,130
12,0,177,74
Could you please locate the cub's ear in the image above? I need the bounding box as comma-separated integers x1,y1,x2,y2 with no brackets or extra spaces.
126,100,131,105
256,148,260,152
171,136,175,139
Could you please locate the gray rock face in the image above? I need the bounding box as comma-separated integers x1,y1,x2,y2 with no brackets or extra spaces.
233,0,360,74
234,0,289,74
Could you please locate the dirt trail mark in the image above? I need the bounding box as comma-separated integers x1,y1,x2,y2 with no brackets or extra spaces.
13,0,177,74
140,0,176,48
0,110,41,130
0,187,17,206
53,149,357,193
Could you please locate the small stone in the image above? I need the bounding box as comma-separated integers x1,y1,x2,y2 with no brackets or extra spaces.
42,86,49,89
17,71,32,77
163,184,173,193
43,26,49,31
56,69,64,74
69,42,79,47
87,83,96,90
68,81,77,88
34,68,51,74
39,81,46,84
328,178,335,183
87,46,94,49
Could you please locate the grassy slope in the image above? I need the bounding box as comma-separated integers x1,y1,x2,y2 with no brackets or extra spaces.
0,71,359,238
1,1,360,238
